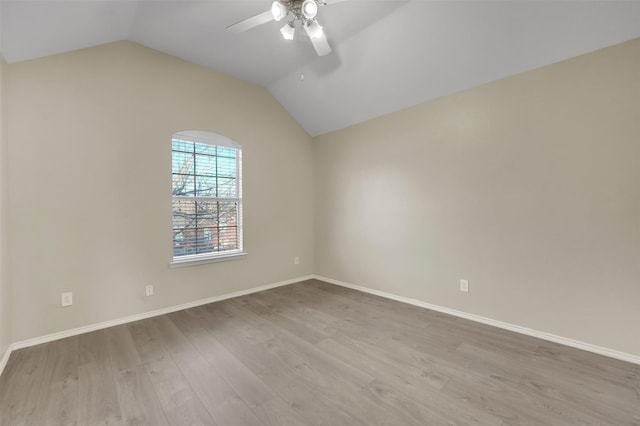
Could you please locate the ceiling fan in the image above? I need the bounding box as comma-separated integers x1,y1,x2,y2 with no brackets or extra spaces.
227,0,343,56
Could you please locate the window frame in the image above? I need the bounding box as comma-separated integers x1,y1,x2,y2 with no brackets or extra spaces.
170,130,246,267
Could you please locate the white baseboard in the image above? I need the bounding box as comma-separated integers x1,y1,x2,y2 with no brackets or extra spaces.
313,275,640,366
0,275,314,376
0,344,11,377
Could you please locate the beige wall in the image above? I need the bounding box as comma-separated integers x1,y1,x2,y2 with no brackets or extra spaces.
314,39,640,356
7,42,314,342
0,55,10,356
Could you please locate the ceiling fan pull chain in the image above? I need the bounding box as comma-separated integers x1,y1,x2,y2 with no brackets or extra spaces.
298,38,305,84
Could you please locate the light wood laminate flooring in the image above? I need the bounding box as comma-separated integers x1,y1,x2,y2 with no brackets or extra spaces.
1,279,639,425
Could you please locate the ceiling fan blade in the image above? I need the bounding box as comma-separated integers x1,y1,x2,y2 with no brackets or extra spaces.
227,10,274,33
305,27,332,56
323,0,348,4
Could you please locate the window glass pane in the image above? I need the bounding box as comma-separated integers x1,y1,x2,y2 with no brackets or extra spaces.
173,201,231,256
196,201,218,228
173,200,197,256
218,201,238,227
194,153,216,177
173,228,198,256
195,142,216,155
219,227,238,250
172,200,196,230
172,151,194,175
172,174,194,196
196,228,217,254
172,139,194,153
173,231,195,251
217,146,236,158
217,156,236,178
173,231,185,256
217,178,237,198
195,175,216,196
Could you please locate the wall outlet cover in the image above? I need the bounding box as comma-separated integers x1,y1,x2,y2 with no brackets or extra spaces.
61,292,73,307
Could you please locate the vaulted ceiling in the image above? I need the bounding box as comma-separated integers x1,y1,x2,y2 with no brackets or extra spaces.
2,1,640,136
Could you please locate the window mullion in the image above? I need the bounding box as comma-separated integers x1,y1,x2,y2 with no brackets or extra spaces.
173,196,239,202
215,146,220,252
193,142,199,254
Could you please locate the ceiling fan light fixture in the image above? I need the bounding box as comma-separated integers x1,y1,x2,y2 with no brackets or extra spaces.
305,19,323,39
280,22,295,40
302,0,318,19
227,0,332,57
271,1,288,21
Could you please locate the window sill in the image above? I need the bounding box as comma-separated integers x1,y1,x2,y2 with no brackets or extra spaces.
169,252,248,268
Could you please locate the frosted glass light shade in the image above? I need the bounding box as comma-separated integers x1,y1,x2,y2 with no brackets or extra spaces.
271,1,288,21
302,0,318,19
280,22,295,40
305,20,323,39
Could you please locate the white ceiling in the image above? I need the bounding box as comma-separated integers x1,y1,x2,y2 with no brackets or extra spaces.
2,1,640,136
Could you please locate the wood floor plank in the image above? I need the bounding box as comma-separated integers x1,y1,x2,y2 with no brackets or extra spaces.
305,279,459,331
77,364,122,426
289,282,467,360
316,336,448,397
0,344,49,426
517,373,640,425
456,339,640,423
78,329,110,366
77,330,124,426
25,337,79,426
152,315,264,426
2,279,639,425
362,378,469,426
128,318,217,426
227,298,376,389
195,305,297,393
196,304,375,425
113,366,170,426
299,287,473,385
250,397,310,426
106,324,142,372
532,341,640,399
239,291,336,344
251,286,339,334
218,295,494,426
267,380,371,426
169,308,275,408
441,375,556,426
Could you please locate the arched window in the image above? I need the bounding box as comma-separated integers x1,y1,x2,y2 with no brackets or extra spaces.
171,130,245,265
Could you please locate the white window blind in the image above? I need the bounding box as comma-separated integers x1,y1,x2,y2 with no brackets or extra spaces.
171,131,244,264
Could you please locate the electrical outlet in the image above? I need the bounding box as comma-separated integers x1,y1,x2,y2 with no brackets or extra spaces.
294,256,300,265
460,279,469,293
61,292,73,307
145,285,154,296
